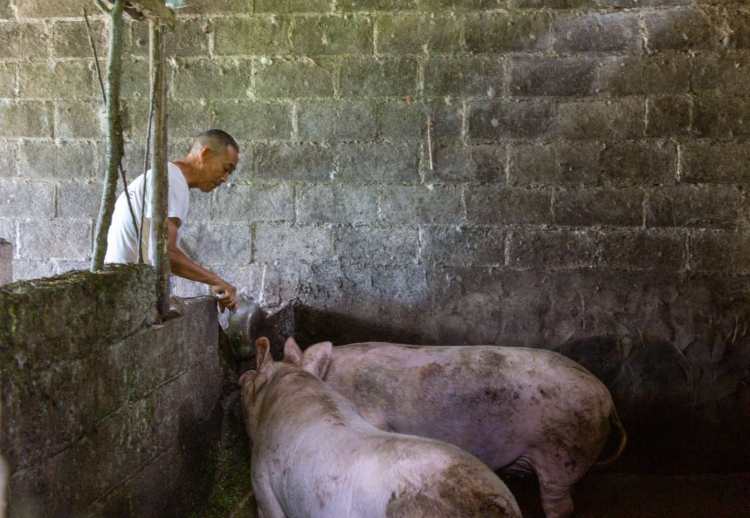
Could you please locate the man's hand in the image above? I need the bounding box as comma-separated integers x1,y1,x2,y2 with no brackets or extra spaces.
211,283,238,312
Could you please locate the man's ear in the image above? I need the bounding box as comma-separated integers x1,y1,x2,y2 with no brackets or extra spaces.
255,337,272,370
302,341,333,379
283,337,303,366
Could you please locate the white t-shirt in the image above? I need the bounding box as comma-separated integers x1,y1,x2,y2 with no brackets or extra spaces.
105,162,189,264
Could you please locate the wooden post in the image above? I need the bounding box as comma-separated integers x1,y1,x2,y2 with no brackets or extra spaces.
149,20,170,317
90,0,125,271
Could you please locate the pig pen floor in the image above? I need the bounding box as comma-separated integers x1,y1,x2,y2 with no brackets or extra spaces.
507,472,750,518
228,472,750,517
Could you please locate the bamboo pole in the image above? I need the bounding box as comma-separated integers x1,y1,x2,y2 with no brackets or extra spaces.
91,0,125,271
149,20,170,317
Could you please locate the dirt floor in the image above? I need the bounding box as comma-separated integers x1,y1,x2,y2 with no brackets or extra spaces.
506,472,750,518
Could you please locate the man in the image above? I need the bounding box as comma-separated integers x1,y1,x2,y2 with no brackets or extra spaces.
105,129,240,311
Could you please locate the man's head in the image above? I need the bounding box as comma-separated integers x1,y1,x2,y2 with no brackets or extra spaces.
186,129,240,192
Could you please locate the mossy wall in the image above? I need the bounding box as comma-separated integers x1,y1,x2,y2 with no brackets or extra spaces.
0,266,224,517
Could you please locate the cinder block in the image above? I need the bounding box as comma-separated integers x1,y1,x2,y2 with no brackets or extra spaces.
51,20,106,58
424,56,505,97
0,139,17,177
18,219,91,260
18,22,50,59
465,187,552,225
334,225,419,266
428,143,506,183
508,229,600,269
18,140,97,180
211,183,294,222
680,141,750,184
255,58,335,99
55,100,103,139
253,142,334,182
726,7,750,49
298,100,378,140
337,142,419,183
379,185,465,224
693,94,750,138
468,99,557,141
599,229,685,271
465,12,552,53
212,100,293,140
0,63,17,98
552,12,641,53
557,98,645,140
596,54,691,96
0,180,54,218
690,229,750,273
599,141,677,186
340,57,418,97
214,16,292,55
418,0,505,8
645,185,745,228
179,221,251,266
646,96,692,137
14,0,89,17
255,223,333,264
258,0,331,11
643,7,723,51
56,181,102,219
421,225,505,267
692,54,750,96
179,0,252,14
0,0,11,19
296,184,378,224
0,22,20,59
19,61,95,100
554,188,643,227
509,141,604,187
291,15,373,55
0,100,53,137
376,14,461,54
338,0,417,11
173,59,253,100
510,57,598,97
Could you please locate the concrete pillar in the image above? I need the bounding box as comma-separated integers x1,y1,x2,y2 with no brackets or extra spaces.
0,239,12,285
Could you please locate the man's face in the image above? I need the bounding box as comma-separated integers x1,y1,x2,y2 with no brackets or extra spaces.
198,145,239,192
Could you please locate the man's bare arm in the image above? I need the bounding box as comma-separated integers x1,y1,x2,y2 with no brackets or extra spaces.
166,218,238,310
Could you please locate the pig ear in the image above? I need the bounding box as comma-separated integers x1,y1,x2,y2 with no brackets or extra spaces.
302,341,333,379
255,337,272,370
283,337,303,366
238,369,257,387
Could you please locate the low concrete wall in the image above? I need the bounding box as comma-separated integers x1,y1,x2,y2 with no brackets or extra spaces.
0,266,224,517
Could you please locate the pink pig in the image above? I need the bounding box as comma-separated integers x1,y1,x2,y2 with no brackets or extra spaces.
240,337,522,518
303,342,627,518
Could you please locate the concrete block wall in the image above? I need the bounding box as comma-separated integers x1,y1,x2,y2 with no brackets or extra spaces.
1,0,749,469
0,266,224,517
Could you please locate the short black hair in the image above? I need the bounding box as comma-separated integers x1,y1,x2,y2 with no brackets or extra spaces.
192,129,240,154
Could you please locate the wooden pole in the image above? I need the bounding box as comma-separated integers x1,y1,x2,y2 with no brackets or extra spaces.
91,0,125,271
149,20,170,317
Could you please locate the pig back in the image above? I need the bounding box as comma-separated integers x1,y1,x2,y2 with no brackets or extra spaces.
325,343,613,470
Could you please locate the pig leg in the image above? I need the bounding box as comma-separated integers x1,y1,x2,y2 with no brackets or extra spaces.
535,469,574,518
252,472,287,518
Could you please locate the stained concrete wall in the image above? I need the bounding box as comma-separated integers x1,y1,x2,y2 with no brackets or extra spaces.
1,0,749,472
0,265,224,517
